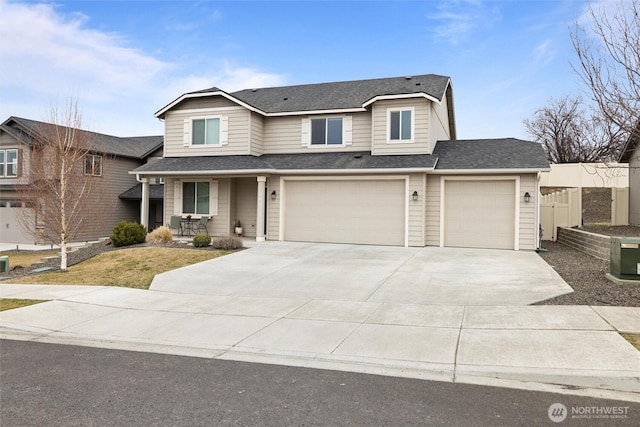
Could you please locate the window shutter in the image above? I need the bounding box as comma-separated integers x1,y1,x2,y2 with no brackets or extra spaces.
183,119,191,147
220,116,229,145
210,180,219,215
301,118,310,146
173,180,182,214
343,116,352,146
16,149,22,178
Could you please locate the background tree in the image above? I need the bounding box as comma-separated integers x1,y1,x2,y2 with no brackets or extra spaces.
18,100,108,271
571,0,640,154
523,95,625,163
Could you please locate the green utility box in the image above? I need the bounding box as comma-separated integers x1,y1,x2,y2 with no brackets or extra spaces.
0,256,9,273
610,237,640,281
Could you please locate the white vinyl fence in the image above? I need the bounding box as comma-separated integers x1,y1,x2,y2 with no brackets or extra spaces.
540,188,629,241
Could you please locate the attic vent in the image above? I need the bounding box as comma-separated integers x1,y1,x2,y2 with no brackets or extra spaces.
251,89,257,92
415,82,421,86
405,76,412,80
354,154,362,159
283,97,288,101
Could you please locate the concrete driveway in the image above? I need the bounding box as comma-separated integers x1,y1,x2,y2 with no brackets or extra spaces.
150,242,573,305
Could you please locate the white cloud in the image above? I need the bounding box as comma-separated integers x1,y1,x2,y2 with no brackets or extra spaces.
0,0,286,136
427,0,500,45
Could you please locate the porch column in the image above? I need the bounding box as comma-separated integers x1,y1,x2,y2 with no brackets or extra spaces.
140,177,150,230
256,176,266,242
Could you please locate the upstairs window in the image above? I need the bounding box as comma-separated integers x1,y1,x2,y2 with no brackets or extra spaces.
192,118,220,145
0,149,18,178
84,154,102,176
301,116,352,146
388,108,413,142
311,118,343,145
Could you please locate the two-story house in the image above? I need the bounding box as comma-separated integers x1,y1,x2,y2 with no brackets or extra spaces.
0,116,164,244
132,74,550,250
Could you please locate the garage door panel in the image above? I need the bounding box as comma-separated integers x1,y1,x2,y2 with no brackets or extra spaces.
284,180,405,246
445,180,515,250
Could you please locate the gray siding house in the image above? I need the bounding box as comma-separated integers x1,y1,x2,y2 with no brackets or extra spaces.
133,74,550,250
0,116,163,244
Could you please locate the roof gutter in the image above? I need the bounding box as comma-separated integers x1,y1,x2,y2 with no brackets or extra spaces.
432,168,552,174
130,167,436,176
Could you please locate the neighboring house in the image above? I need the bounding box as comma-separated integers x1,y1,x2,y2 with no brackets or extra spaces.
132,74,550,250
0,116,163,244
619,122,640,225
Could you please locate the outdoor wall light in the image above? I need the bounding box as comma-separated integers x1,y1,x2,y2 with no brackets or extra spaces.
271,190,277,200
412,191,419,201
524,192,531,203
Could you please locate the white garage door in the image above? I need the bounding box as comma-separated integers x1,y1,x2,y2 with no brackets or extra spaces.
284,179,406,246
444,180,516,250
0,204,35,244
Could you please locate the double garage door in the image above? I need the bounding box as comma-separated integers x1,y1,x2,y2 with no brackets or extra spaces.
444,180,516,250
283,179,406,246
281,178,518,250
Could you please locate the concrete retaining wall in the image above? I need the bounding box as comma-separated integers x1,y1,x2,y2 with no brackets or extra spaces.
557,227,610,260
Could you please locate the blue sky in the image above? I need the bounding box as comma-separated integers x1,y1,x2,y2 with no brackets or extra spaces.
0,0,599,139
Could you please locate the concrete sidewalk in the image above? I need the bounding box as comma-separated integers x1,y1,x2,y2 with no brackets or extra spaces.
1,284,639,402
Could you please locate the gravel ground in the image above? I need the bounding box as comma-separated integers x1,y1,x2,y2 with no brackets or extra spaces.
536,241,639,307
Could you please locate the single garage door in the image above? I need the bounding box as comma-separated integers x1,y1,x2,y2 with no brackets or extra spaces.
284,179,406,246
444,180,516,250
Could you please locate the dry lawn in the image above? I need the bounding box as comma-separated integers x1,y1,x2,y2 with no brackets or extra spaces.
4,247,227,289
0,299,47,311
0,251,58,268
621,333,640,351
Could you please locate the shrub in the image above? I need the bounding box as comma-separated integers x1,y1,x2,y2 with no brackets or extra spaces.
192,233,212,248
110,221,147,247
211,236,243,250
146,226,173,245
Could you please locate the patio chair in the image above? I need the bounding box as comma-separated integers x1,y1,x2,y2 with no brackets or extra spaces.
168,215,184,236
196,216,209,235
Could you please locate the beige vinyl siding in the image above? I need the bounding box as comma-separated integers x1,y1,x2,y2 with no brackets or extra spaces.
267,176,281,240
425,175,441,246
429,98,451,146
165,177,231,236
408,173,426,246
519,174,537,250
262,112,371,154
630,147,640,225
163,105,251,157
371,98,430,156
250,112,264,155
233,177,258,237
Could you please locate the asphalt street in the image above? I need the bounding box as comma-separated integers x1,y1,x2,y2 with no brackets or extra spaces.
1,340,638,426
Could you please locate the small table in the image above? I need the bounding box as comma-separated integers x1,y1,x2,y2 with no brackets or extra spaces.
182,219,197,236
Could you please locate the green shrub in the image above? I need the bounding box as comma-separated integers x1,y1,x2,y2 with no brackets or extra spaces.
110,221,147,247
192,233,212,248
211,236,243,250
146,226,173,245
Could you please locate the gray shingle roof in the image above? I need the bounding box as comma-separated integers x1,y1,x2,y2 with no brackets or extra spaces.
230,74,451,113
119,183,165,200
131,151,437,174
159,74,451,116
432,138,550,170
2,116,163,160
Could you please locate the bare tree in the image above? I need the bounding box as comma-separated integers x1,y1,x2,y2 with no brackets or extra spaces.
17,100,107,270
524,95,625,163
571,0,640,152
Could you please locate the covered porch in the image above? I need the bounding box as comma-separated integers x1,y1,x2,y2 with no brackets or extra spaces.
137,173,273,241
